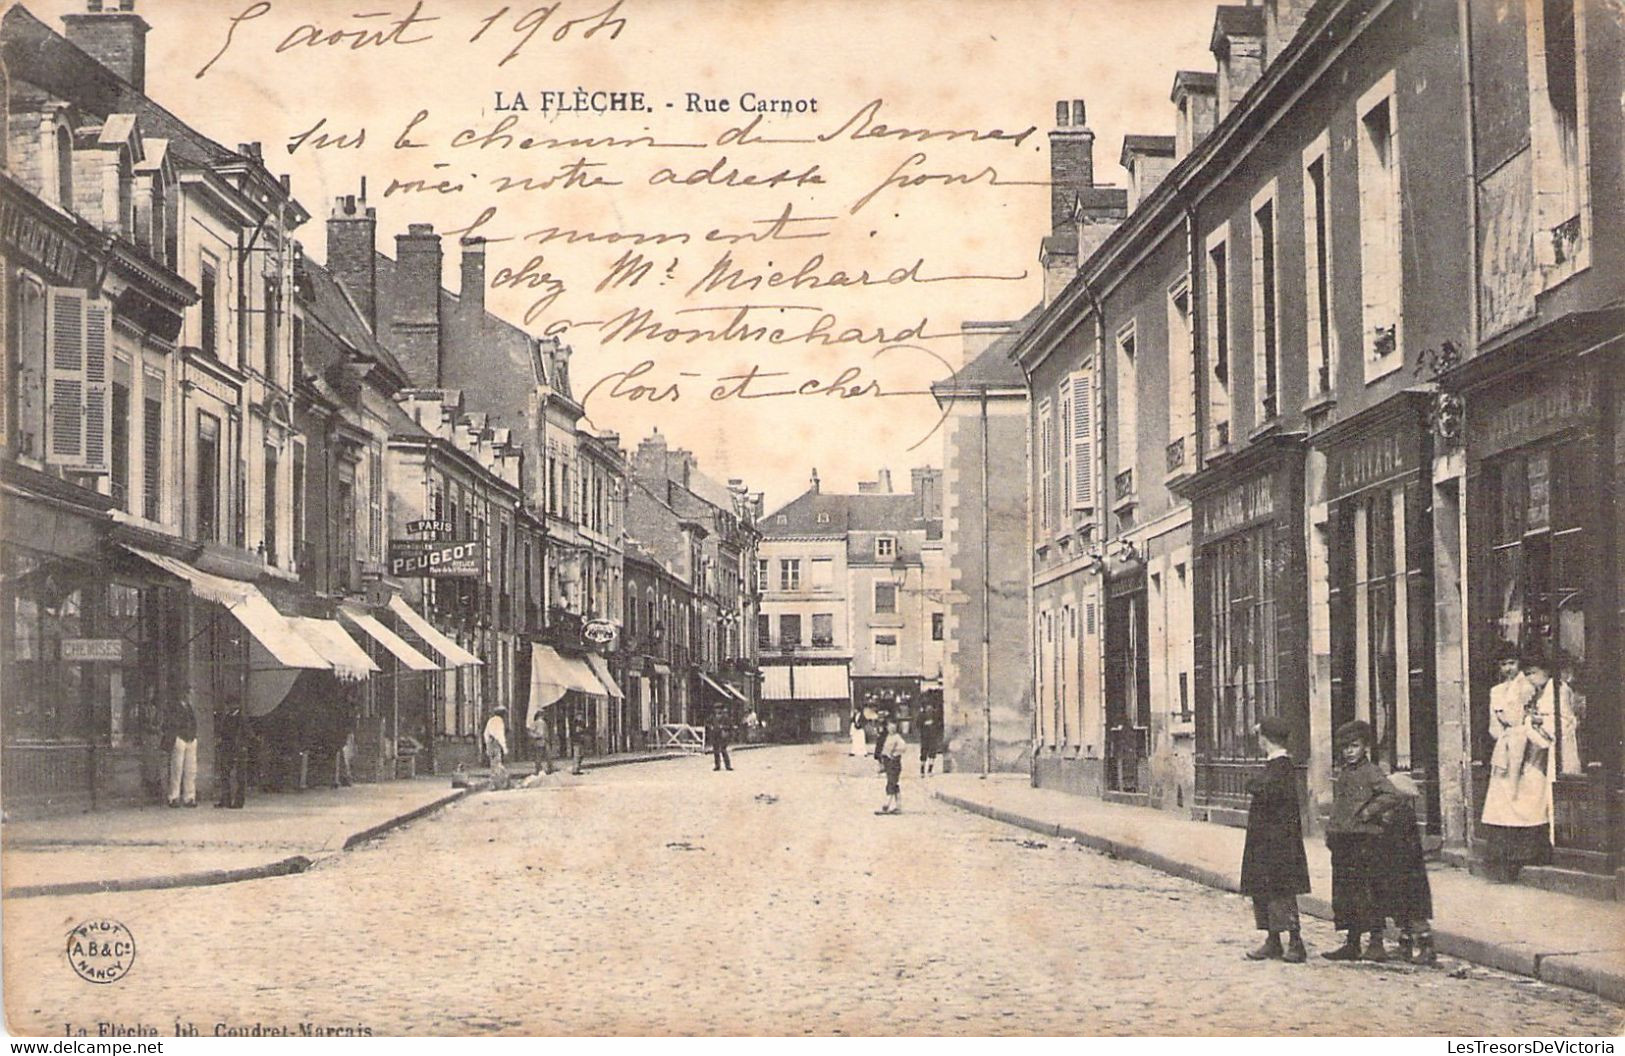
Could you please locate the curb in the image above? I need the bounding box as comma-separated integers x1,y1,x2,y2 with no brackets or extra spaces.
3,855,313,900
341,789,473,850
934,790,1624,1006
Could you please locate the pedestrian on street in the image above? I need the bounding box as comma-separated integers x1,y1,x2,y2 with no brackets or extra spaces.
1322,719,1403,962
918,709,943,778
1379,771,1435,965
873,713,890,774
484,705,510,790
707,709,733,772
875,722,907,815
1481,650,1558,882
848,709,867,756
1239,715,1309,964
215,696,249,810
161,689,199,808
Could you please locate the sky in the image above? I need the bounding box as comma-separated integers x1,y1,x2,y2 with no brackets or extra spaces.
24,0,1219,511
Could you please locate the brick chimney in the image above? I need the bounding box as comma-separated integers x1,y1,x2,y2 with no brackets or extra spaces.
1049,99,1094,236
63,0,149,92
1120,135,1176,211
912,467,942,519
459,236,486,317
1211,6,1267,118
809,468,820,495
1171,71,1219,160
393,223,444,386
327,182,377,333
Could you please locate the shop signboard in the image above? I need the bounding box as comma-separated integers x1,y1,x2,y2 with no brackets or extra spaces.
60,638,124,662
388,539,482,577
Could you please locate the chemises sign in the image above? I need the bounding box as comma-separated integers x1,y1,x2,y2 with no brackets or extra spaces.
60,638,124,662
388,539,482,577
1471,366,1599,460
1194,472,1279,543
1326,430,1421,503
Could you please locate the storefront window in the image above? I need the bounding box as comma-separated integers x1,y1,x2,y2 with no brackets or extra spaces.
1207,528,1278,760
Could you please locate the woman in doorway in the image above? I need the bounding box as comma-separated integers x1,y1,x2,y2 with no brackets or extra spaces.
1480,650,1556,882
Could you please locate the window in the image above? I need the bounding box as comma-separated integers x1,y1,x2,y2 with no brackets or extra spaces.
874,582,897,614
291,442,305,564
43,290,111,473
816,511,831,524
875,537,895,559
1303,135,1335,397
55,125,72,208
1357,74,1402,379
1206,228,1232,449
779,559,801,591
199,258,218,358
1038,398,1054,532
812,613,834,646
263,278,280,383
1529,0,1589,276
110,382,130,511
874,633,897,664
779,614,802,647
1069,368,1094,511
755,558,768,592
1115,322,1138,475
931,612,944,641
809,557,834,591
196,412,220,542
262,444,279,566
1167,280,1194,469
142,389,162,521
1251,185,1280,423
1059,380,1072,511
756,613,770,646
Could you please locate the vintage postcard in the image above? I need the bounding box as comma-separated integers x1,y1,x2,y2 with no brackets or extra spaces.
1,0,1622,1040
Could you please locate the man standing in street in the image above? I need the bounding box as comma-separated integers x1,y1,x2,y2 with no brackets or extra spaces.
484,705,510,790
215,696,249,809
707,708,733,772
162,689,199,808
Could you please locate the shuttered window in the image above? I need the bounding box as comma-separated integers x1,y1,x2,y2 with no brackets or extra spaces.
1070,368,1094,511
45,289,111,474
142,391,163,521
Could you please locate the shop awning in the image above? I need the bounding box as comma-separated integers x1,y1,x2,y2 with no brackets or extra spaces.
288,617,379,682
584,654,624,699
125,546,327,670
529,644,604,713
762,663,849,701
697,672,747,702
340,605,438,672
387,595,481,667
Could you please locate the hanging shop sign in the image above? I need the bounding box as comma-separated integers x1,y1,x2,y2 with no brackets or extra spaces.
388,539,483,577
406,519,454,535
60,638,125,662
583,619,618,645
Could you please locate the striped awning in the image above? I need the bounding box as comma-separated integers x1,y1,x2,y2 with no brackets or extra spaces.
762,663,849,701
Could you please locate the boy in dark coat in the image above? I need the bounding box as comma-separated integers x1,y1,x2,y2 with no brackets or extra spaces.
1240,715,1310,963
1379,772,1436,965
1323,719,1404,962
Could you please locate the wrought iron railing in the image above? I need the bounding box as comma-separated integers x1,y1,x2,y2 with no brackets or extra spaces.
1165,437,1185,473
1114,468,1134,501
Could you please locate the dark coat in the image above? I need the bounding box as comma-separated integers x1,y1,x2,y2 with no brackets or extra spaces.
1325,760,1404,836
1378,796,1434,923
160,698,198,750
1239,755,1311,896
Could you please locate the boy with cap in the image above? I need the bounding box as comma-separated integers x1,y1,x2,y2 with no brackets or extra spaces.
1239,715,1310,963
1323,719,1404,962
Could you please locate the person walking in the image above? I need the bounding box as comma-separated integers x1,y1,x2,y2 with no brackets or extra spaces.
214,697,249,810
484,705,510,790
162,690,199,808
707,709,733,772
848,709,867,757
1239,716,1309,964
875,721,907,814
918,708,943,778
1322,720,1403,962
1481,650,1558,882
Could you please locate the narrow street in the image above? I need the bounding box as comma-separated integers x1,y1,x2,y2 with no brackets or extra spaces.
4,746,1620,1037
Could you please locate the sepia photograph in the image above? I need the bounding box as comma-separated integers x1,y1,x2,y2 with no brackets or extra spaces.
0,0,1621,1040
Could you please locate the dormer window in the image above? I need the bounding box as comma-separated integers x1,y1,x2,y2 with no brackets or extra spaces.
876,536,896,559
816,512,831,524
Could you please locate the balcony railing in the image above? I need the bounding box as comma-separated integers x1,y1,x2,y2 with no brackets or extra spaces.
1165,437,1185,474
1113,468,1134,501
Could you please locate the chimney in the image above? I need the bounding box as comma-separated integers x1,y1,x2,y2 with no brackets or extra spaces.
1048,99,1094,237
1120,135,1177,211
63,0,149,92
1265,0,1315,61
327,183,377,333
1211,6,1267,118
1171,71,1219,160
809,468,820,495
912,467,942,519
636,429,669,483
394,223,444,386
878,468,893,494
459,236,486,317
960,319,1018,368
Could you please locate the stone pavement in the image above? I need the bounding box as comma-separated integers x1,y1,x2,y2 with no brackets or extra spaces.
932,773,1625,1005
0,777,469,898
2,745,1619,1036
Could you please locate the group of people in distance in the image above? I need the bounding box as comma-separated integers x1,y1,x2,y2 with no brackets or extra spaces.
851,707,944,816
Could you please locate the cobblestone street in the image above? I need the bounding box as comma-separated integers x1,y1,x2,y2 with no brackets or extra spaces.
4,746,1621,1037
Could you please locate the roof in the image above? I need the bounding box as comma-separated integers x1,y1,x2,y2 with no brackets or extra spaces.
1171,70,1219,101
763,488,939,540
931,304,1040,396
1120,135,1176,168
301,258,412,388
1211,5,1266,52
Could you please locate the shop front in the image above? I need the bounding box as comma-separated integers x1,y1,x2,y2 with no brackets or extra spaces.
1104,564,1151,796
1183,437,1309,824
1463,353,1622,876
1316,392,1439,832
760,661,850,742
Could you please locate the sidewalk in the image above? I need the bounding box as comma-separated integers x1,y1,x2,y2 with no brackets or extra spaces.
932,773,1625,1005
1,777,472,899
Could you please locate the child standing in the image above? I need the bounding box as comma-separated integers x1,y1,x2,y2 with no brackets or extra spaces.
1323,719,1404,962
1380,771,1436,965
875,722,907,815
1239,715,1310,963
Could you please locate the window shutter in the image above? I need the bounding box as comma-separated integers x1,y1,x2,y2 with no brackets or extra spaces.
82,299,111,474
1070,368,1094,510
1058,383,1072,511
